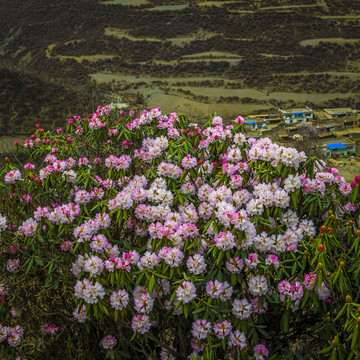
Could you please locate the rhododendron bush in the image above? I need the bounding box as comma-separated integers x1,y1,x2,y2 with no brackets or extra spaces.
1,106,360,360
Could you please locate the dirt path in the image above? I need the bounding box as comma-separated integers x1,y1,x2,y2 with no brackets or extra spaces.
146,4,189,11
101,0,148,5
300,38,360,46
45,43,58,58
46,42,115,62
259,4,321,10
104,27,219,46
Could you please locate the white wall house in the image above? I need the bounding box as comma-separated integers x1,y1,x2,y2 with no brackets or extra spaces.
278,107,313,124
324,108,357,119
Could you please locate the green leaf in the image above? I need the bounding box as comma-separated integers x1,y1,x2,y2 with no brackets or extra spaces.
203,220,213,234
231,274,237,287
301,289,310,309
26,258,34,275
170,289,176,303
213,222,219,233
318,345,334,355
216,251,224,265
193,307,205,314
351,325,359,349
35,258,44,266
330,349,337,360
334,304,347,321
351,184,359,203
48,262,54,274
184,303,189,319
281,309,290,333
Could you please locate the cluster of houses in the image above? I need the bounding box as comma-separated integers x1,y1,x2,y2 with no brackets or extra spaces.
244,107,359,158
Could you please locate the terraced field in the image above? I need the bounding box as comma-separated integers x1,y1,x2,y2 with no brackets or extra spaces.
1,0,360,123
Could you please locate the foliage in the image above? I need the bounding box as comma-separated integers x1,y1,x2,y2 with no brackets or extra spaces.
1,106,360,360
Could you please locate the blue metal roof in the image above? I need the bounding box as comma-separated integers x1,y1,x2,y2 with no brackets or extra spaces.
327,143,347,149
246,121,256,125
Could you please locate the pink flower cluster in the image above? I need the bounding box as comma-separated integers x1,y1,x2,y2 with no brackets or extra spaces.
105,155,132,170
74,279,105,304
191,319,247,350
0,325,24,347
41,323,63,336
6,259,20,273
101,335,117,350
278,280,304,306
4,170,22,184
8,106,358,359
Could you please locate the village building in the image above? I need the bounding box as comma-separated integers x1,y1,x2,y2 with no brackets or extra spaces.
315,124,335,134
245,113,283,136
314,108,359,130
323,108,357,119
278,107,313,124
245,119,267,130
244,107,359,155
322,138,356,158
245,113,281,125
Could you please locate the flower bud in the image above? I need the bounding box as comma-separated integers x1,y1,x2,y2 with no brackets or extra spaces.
317,262,324,270
345,295,352,303
317,244,325,252
339,261,346,269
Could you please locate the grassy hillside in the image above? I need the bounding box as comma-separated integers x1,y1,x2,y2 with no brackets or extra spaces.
1,0,360,118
